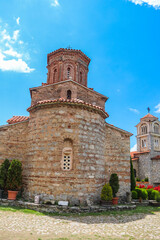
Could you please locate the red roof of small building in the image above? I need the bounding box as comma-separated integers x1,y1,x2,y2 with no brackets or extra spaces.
131,150,150,160
141,113,158,120
7,116,29,124
132,157,139,161
151,155,160,160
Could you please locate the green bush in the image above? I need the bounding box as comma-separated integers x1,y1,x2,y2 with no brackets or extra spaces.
132,190,138,199
147,189,154,200
101,183,113,201
155,192,160,202
135,187,141,198
130,158,136,191
6,159,22,191
109,173,119,197
0,159,10,190
151,190,159,200
141,189,148,200
136,177,141,182
135,188,148,200
144,177,149,182
141,179,145,182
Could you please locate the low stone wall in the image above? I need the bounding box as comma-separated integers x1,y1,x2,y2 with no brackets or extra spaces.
0,199,136,214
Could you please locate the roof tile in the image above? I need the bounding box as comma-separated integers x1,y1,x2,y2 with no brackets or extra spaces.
7,116,29,124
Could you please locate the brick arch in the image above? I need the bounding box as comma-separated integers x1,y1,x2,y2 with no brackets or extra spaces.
63,62,75,81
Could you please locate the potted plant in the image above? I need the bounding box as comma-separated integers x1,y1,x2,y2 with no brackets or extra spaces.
109,173,119,205
0,159,10,198
6,159,22,200
100,183,113,205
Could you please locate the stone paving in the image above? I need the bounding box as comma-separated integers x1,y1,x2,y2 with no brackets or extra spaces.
0,210,160,240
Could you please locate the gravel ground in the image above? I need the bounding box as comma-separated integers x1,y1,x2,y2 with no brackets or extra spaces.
0,210,160,240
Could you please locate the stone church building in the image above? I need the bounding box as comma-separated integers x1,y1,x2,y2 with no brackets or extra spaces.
0,48,132,204
131,113,160,186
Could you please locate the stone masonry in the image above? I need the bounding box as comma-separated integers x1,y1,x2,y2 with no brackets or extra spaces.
0,48,132,204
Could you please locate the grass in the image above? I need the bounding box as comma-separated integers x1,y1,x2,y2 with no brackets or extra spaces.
0,205,159,217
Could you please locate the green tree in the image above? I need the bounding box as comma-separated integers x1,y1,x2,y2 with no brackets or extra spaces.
0,159,10,190
130,157,136,191
109,173,119,197
6,159,22,191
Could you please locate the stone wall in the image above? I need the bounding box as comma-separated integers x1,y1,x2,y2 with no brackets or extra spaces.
151,160,160,185
25,104,107,204
105,124,131,198
0,105,131,203
136,153,151,181
132,160,139,178
30,81,107,109
0,121,28,165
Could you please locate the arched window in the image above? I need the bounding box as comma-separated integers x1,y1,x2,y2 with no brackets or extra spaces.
134,169,137,178
62,139,73,171
142,139,146,148
80,72,82,84
141,125,147,134
67,90,71,100
154,139,159,148
154,124,159,134
53,69,57,82
67,67,70,79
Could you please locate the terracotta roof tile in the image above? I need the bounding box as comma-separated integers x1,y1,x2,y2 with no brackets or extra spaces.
141,113,158,120
131,151,150,159
132,157,139,161
7,116,29,124
151,155,160,160
27,98,109,118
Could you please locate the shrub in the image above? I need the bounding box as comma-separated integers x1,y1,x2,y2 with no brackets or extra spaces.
144,177,149,182
130,158,136,191
141,179,145,182
147,189,154,200
0,159,10,190
132,190,138,199
6,159,22,191
101,183,113,201
136,177,141,182
141,189,148,200
135,187,148,199
135,187,141,198
151,190,159,200
155,192,160,202
109,173,119,198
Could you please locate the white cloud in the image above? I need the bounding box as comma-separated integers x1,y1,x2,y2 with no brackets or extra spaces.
4,47,22,58
12,30,20,41
130,143,137,152
0,50,34,73
1,29,11,42
155,103,160,113
0,20,34,73
51,0,60,7
19,40,23,45
129,108,140,114
1,29,20,43
129,0,160,9
16,17,20,25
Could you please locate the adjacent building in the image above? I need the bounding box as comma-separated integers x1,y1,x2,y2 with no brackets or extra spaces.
131,113,160,185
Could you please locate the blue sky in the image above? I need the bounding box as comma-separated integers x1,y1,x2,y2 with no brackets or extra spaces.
0,0,160,151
